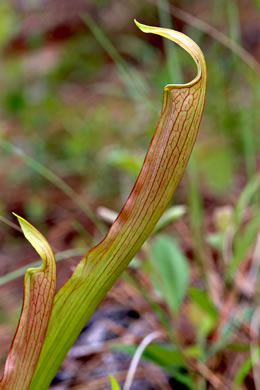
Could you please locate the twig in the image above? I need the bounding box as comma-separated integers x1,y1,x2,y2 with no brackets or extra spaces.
123,331,162,390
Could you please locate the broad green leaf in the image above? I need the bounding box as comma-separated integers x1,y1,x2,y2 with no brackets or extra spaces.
0,215,56,390
188,287,218,321
109,374,121,390
30,21,207,389
150,235,189,314
188,287,218,336
113,343,185,367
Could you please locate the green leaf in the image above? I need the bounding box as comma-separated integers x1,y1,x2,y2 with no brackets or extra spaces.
30,21,207,389
107,149,143,177
113,343,185,367
0,215,56,390
153,205,186,233
109,374,121,390
233,174,260,227
227,212,260,277
233,356,252,387
188,287,218,336
188,287,218,321
150,235,189,314
113,343,196,390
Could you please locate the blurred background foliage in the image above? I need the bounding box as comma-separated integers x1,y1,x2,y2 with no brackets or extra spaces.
0,0,260,389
